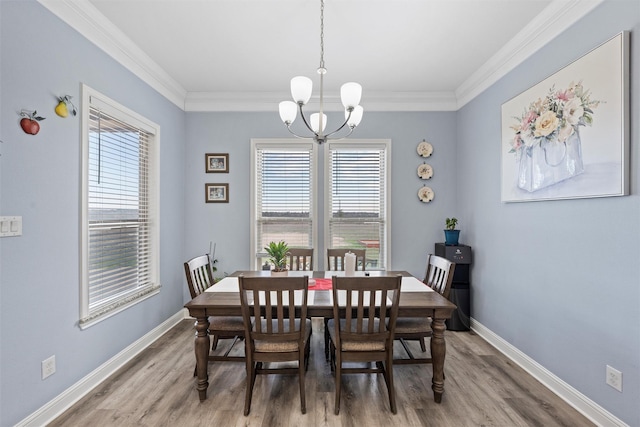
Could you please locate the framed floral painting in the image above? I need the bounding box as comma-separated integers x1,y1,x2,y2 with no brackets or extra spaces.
205,153,229,173
501,32,629,202
205,183,229,203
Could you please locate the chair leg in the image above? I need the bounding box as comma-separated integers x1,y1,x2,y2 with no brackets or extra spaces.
329,339,336,372
299,353,306,414
211,334,219,351
334,352,341,415
385,352,397,414
419,337,426,352
244,356,256,416
324,318,330,360
304,337,311,371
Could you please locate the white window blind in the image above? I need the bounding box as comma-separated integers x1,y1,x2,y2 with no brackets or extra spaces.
80,85,159,328
327,142,389,270
253,141,315,269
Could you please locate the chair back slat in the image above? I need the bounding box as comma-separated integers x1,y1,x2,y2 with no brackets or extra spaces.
327,249,366,271
287,248,314,271
423,254,456,299
331,275,402,344
239,275,309,343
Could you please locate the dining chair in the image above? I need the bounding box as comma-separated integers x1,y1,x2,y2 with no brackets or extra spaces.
287,248,314,271
393,254,456,364
327,275,402,415
326,248,366,271
238,275,311,416
184,254,245,365
324,248,366,359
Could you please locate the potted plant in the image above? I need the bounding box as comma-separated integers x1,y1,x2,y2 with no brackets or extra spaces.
264,241,289,276
444,217,460,246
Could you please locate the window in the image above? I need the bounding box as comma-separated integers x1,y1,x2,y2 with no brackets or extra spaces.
326,140,390,270
251,140,317,270
80,84,160,328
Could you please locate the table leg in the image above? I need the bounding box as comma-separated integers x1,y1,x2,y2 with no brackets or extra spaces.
194,316,210,401
430,318,446,403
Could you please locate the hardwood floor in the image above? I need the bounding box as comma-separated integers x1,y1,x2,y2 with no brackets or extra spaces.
49,319,593,427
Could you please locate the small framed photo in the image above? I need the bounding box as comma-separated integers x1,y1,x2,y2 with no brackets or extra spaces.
205,183,229,203
205,153,229,173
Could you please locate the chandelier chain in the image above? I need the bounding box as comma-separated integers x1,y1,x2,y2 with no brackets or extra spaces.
319,0,325,70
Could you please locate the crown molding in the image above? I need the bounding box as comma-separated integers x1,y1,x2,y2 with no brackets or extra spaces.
38,0,604,113
455,0,605,108
184,91,458,112
37,0,187,109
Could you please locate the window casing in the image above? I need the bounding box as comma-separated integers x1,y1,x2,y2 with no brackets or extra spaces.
250,139,317,270
80,84,160,328
325,141,389,270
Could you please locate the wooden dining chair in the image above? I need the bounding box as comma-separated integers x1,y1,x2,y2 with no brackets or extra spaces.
326,248,366,271
184,254,245,365
324,248,366,359
327,275,402,415
393,254,456,364
287,248,314,271
238,275,311,416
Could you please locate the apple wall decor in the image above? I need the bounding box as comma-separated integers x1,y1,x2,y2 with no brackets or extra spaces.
19,110,45,135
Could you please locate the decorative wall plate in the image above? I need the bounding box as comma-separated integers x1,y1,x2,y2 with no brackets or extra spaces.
418,186,434,203
417,140,433,157
417,163,433,179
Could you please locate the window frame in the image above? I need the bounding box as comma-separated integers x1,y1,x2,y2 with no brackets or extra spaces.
324,139,391,270
79,84,161,329
250,139,318,270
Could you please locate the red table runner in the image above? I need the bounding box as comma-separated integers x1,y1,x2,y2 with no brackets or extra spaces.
310,278,332,290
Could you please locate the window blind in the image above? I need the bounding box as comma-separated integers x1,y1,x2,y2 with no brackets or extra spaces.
328,145,387,270
255,145,314,264
85,104,154,314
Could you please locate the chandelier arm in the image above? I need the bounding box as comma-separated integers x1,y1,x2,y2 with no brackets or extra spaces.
285,125,316,140
322,129,354,143
323,115,352,139
297,103,320,138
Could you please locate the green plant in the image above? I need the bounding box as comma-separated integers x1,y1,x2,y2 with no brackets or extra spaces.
445,217,458,231
264,241,289,272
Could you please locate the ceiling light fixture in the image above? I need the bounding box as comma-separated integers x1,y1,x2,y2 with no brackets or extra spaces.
278,0,363,145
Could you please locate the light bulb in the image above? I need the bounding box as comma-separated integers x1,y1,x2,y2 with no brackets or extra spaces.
291,76,313,105
346,105,363,128
310,113,327,133
340,82,362,109
279,101,297,124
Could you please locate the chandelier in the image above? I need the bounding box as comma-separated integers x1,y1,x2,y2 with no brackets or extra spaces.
278,0,363,145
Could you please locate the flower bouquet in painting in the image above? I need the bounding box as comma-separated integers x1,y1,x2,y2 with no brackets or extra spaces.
508,81,600,192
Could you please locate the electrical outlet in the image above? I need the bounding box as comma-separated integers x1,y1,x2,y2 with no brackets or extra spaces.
42,355,56,380
606,365,622,392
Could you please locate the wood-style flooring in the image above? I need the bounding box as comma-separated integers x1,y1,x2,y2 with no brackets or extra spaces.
49,318,594,426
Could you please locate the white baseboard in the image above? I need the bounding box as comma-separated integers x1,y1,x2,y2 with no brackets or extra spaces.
16,310,186,427
470,318,628,427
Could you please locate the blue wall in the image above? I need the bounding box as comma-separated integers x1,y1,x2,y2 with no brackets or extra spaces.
456,1,639,425
0,1,186,425
1,0,638,426
182,111,458,302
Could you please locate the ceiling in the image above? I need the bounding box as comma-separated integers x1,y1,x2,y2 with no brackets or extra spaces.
40,0,603,111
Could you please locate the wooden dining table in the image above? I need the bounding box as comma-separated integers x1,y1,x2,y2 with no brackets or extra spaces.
184,270,457,403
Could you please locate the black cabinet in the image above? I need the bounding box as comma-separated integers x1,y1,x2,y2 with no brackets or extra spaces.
435,243,471,331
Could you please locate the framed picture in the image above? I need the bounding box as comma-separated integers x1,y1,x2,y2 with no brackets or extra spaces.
205,153,229,173
500,32,629,202
205,183,229,203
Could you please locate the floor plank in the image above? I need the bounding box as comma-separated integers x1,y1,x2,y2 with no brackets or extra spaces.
48,319,594,427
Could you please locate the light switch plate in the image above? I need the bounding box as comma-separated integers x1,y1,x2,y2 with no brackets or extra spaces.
0,216,22,237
